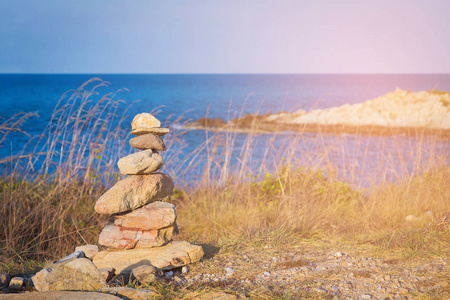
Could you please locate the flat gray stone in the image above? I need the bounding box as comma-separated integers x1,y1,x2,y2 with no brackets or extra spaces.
131,127,169,136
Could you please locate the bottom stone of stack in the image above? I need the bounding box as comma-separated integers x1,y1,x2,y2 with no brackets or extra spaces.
92,241,204,274
98,222,176,249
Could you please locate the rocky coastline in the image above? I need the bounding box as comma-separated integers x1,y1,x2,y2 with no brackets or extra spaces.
184,89,450,138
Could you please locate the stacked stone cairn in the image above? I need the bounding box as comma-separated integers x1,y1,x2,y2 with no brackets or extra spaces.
92,113,204,274
29,113,203,294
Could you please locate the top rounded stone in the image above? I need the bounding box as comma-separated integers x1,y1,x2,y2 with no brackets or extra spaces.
132,113,161,130
131,113,169,136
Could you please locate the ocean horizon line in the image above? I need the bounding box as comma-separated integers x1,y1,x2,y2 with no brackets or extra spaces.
1,72,450,76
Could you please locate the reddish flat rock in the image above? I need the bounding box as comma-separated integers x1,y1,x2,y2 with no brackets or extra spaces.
98,222,175,249
112,201,176,230
94,173,174,214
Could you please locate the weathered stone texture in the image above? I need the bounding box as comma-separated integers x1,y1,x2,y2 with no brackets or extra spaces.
94,173,174,215
93,241,204,274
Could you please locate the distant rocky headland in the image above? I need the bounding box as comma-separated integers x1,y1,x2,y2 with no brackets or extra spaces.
184,89,450,138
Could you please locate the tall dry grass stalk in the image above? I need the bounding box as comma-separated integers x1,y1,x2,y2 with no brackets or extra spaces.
1,79,449,269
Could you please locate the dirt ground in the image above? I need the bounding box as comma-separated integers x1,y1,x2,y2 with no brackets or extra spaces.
155,239,450,299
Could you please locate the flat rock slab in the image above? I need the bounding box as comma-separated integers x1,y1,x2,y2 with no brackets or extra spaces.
93,241,204,274
113,201,176,230
194,292,238,300
100,287,159,299
129,133,166,151
98,222,175,249
95,173,174,214
131,127,169,136
0,291,121,300
117,150,164,175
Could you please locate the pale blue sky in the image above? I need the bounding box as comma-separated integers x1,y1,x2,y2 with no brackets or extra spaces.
1,0,449,73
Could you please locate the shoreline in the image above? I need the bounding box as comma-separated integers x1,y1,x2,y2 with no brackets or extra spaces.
183,116,450,139
184,89,450,138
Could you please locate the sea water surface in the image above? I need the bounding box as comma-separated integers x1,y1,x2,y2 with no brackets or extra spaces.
1,74,449,186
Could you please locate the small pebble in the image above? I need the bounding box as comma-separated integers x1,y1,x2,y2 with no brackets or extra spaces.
8,277,24,290
313,287,327,294
224,267,234,276
0,273,12,288
165,271,173,278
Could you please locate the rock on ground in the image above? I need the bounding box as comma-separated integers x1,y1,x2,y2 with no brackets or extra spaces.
93,241,204,274
32,258,107,291
117,150,164,175
0,291,122,300
94,173,174,214
130,265,158,284
0,273,11,289
8,277,23,290
75,245,99,259
194,292,238,300
98,268,115,282
100,287,159,300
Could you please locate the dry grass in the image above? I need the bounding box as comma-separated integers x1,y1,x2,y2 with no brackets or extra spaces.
0,79,449,278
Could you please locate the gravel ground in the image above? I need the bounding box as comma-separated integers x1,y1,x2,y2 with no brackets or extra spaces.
1,241,448,299
163,242,450,299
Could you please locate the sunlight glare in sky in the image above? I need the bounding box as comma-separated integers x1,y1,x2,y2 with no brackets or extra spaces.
0,0,449,73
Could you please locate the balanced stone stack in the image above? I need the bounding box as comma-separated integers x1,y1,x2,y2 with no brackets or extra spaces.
92,113,203,274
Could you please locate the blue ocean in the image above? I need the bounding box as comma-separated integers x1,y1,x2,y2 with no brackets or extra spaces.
1,74,450,186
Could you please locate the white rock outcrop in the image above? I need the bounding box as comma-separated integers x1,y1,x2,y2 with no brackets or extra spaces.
269,89,450,129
